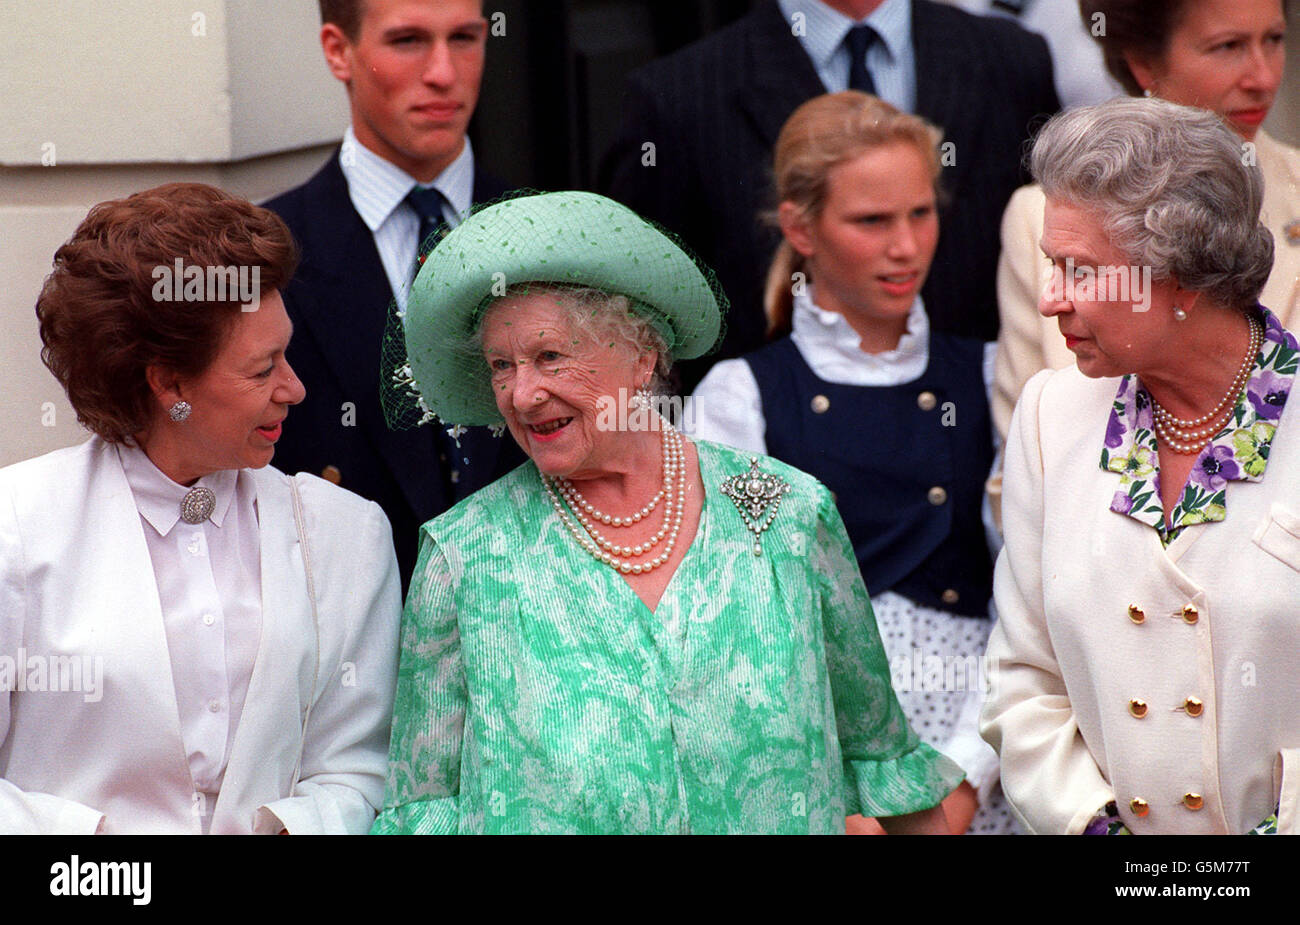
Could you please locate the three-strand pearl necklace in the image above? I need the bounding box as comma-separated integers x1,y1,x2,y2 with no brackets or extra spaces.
541,420,687,575
1151,315,1263,455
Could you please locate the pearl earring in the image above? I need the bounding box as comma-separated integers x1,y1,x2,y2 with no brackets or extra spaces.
169,401,193,422
1173,305,1187,322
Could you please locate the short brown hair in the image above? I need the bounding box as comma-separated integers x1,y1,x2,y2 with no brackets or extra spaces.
319,0,365,40
37,182,298,443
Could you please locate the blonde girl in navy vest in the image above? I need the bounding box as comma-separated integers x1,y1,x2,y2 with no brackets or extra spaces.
691,91,1011,834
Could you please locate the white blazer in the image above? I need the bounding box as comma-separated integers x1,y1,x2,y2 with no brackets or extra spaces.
0,437,401,834
982,366,1300,835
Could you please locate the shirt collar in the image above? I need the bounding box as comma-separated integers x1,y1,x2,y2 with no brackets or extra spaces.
117,442,238,536
1100,306,1297,535
791,283,928,363
777,0,911,74
338,125,476,232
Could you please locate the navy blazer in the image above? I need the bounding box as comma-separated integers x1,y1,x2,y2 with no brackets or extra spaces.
265,152,520,591
599,0,1060,385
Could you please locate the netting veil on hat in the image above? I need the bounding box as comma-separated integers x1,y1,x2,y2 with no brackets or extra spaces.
382,190,727,430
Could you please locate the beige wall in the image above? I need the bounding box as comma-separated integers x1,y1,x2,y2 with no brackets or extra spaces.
0,1,347,465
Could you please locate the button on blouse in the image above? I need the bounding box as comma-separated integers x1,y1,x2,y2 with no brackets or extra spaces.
117,445,262,803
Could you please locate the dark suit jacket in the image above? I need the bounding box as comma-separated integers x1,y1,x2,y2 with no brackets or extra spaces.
265,152,521,591
598,0,1060,387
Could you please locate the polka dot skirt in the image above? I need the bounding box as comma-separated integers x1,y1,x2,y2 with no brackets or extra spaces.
872,590,1020,835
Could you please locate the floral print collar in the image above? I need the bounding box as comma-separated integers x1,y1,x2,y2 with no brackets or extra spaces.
1100,307,1298,546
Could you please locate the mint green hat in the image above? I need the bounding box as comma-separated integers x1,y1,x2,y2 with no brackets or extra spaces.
398,191,725,427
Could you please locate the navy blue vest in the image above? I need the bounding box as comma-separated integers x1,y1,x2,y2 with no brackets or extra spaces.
746,334,994,616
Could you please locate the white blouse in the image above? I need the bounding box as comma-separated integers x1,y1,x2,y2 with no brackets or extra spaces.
687,287,931,453
117,445,262,824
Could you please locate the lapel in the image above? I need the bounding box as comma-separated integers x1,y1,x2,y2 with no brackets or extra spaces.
212,467,312,831
89,441,202,830
289,153,442,521
911,0,983,189
734,0,829,149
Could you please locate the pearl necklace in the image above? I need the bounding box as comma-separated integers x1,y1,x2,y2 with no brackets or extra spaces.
542,422,687,574
1152,406,1235,455
1150,315,1263,455
557,422,671,527
557,428,683,558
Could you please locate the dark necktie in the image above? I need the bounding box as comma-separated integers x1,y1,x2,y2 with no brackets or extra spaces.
405,185,451,276
845,24,878,95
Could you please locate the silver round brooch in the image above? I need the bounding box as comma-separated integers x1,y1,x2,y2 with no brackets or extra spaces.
180,486,216,524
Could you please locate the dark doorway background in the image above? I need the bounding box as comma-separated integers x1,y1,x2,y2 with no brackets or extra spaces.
470,0,758,192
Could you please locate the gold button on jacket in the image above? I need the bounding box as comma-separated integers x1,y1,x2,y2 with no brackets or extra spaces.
917,391,937,411
927,486,948,506
1128,699,1148,718
1127,604,1145,624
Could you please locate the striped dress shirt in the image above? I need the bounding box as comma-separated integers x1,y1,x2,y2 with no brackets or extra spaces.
337,126,475,313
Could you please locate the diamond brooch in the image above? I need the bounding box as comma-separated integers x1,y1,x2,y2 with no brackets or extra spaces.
180,486,216,524
720,457,790,556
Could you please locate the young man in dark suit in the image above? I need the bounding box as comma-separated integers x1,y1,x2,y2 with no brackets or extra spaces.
599,0,1060,387
266,0,518,590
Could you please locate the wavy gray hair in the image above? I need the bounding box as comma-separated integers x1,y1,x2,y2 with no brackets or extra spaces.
1030,97,1274,312
475,283,673,388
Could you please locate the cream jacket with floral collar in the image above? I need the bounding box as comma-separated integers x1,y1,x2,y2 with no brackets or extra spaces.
982,317,1300,834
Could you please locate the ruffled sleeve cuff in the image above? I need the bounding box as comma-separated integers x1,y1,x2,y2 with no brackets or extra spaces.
842,742,965,819
370,798,458,835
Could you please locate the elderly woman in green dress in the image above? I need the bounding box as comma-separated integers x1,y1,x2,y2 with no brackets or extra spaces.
371,191,962,834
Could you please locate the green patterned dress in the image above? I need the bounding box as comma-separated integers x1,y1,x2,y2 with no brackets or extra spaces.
372,439,963,834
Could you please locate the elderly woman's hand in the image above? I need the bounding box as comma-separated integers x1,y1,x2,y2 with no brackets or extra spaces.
848,799,958,835
877,805,949,835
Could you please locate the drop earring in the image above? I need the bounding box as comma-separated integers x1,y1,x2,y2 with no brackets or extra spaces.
1173,305,1187,322
169,400,193,422
630,385,653,411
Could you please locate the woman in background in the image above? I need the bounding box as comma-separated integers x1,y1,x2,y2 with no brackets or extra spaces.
692,92,1009,834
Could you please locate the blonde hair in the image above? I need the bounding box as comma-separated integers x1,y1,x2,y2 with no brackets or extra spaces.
763,91,944,337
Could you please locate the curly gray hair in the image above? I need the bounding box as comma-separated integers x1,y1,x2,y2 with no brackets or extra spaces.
475,283,673,388
1030,97,1274,312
